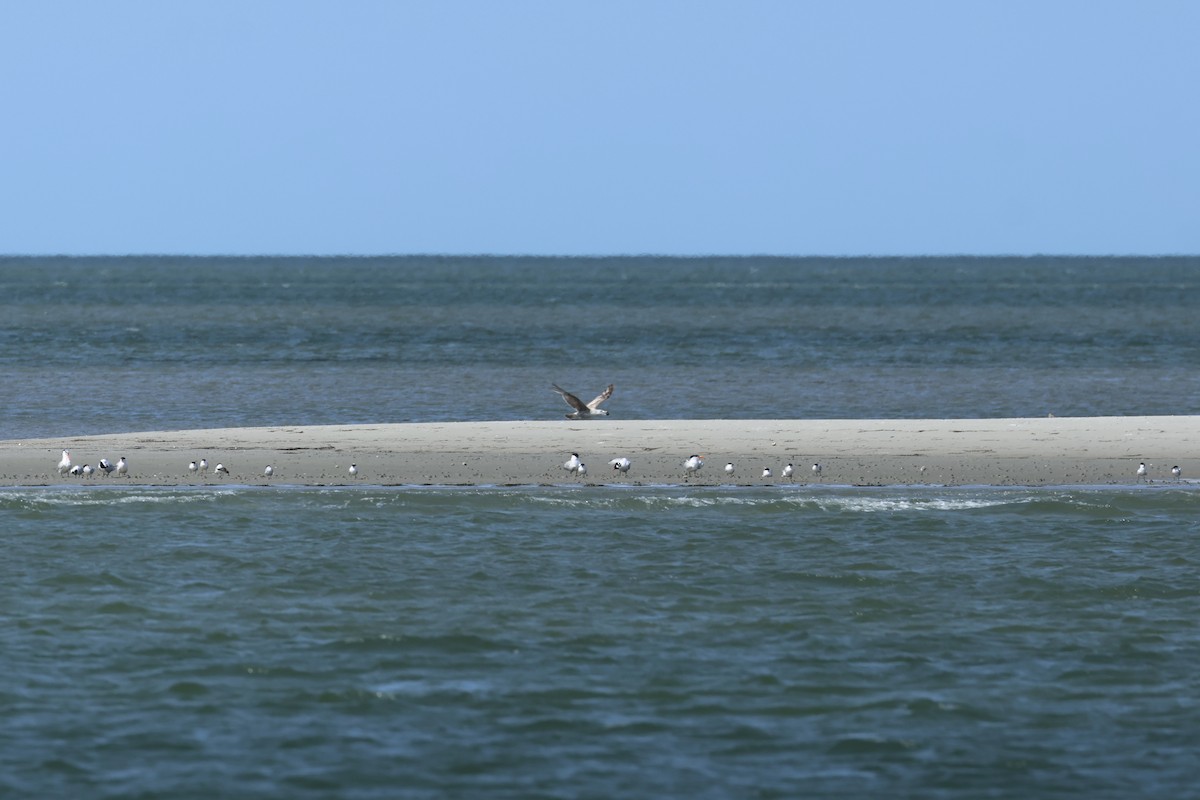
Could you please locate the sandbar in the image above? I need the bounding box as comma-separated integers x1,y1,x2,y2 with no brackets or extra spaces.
0,417,1194,487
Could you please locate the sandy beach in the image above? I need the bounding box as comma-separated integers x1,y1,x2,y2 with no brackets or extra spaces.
0,416,1194,487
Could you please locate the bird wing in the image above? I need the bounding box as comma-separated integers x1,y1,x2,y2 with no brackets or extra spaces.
551,384,588,414
586,384,614,411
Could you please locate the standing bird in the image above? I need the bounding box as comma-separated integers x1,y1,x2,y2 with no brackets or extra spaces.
264,465,274,478
782,463,795,480
188,460,198,474
551,383,614,419
609,457,632,473
576,462,587,478
81,464,94,478
214,463,229,476
98,457,115,476
761,467,772,479
563,453,582,473
1172,465,1182,480
812,462,823,477
69,464,82,477
684,455,704,476
1136,462,1147,481
348,464,358,478
199,458,208,474
724,462,735,476
115,457,128,477
57,449,72,476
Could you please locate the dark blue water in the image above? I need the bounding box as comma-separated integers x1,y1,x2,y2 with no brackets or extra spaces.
3,257,1200,798
2,256,1198,440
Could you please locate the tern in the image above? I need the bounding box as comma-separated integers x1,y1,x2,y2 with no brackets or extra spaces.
98,457,115,476
609,457,632,473
782,463,794,480
1136,462,1147,481
58,450,72,476
264,465,274,478
199,458,208,473
563,453,582,473
761,467,772,479
684,455,704,476
724,462,735,476
69,464,82,477
812,463,823,477
576,462,587,478
188,460,198,473
1172,465,1182,479
551,383,613,419
115,457,128,477
81,464,94,478
348,464,358,477
214,463,229,476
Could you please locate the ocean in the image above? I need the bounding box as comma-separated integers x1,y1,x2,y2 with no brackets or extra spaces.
2,256,1199,798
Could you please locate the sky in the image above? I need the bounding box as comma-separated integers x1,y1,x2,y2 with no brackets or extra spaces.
2,1,1198,256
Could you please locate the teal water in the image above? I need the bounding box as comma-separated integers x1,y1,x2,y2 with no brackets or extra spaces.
3,486,1199,798
3,257,1200,797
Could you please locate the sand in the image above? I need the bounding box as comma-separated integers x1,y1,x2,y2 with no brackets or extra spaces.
0,416,1195,487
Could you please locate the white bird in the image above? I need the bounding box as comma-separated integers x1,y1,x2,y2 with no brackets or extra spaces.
199,458,208,473
69,464,82,477
724,462,735,476
264,465,274,478
348,464,358,477
684,455,704,476
214,463,229,476
782,463,794,480
1136,462,1147,481
576,462,587,478
812,462,823,477
57,449,71,476
115,457,128,477
761,467,772,479
563,453,582,473
551,383,614,419
1172,465,1182,479
81,464,94,478
188,460,198,473
609,457,632,473
98,457,115,476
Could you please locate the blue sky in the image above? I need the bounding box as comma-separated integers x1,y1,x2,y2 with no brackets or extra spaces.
2,1,1197,255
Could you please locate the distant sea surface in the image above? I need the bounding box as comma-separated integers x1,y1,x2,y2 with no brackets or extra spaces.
3,257,1199,798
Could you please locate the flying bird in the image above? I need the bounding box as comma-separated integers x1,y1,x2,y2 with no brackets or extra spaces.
551,383,614,419
58,450,72,476
609,457,632,473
